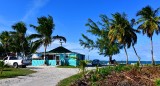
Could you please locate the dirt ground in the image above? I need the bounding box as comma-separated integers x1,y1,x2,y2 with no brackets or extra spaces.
0,66,79,86
72,66,160,86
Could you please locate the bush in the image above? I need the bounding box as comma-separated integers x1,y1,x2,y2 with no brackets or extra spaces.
79,60,88,76
88,65,133,83
0,61,5,74
155,79,160,86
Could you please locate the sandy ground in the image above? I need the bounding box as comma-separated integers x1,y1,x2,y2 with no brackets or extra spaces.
0,66,80,86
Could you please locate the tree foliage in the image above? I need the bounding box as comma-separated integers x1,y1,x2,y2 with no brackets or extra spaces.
80,15,120,63
136,5,160,65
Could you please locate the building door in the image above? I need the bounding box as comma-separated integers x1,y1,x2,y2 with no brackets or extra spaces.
56,56,60,65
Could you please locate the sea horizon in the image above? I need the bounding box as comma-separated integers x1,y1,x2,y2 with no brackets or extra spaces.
98,60,160,64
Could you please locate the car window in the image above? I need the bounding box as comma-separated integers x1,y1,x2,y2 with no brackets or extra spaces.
9,57,17,60
93,59,99,61
3,57,8,60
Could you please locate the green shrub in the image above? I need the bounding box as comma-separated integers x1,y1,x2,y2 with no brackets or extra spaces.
98,67,110,75
90,73,98,82
79,60,88,76
112,65,132,72
156,79,160,86
89,65,133,82
0,61,5,74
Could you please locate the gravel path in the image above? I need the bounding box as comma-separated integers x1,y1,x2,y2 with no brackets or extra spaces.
0,66,79,86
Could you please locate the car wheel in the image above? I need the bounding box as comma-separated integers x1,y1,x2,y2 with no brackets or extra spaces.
13,63,18,68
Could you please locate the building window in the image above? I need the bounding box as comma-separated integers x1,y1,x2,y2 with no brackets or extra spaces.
53,55,56,60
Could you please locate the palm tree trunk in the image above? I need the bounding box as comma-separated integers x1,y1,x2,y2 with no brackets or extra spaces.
132,45,141,65
22,42,25,58
150,37,155,65
109,55,112,64
1,69,3,74
44,46,47,64
124,46,128,65
88,49,90,60
4,45,8,56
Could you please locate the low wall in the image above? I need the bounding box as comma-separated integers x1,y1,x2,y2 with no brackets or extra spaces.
32,60,44,66
48,60,56,66
32,59,78,66
32,60,56,66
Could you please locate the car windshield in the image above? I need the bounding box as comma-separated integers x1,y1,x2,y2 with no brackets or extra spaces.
9,57,18,60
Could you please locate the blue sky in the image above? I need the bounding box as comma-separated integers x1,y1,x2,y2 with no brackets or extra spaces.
0,0,160,61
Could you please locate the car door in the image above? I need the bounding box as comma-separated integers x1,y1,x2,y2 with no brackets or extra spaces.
3,57,9,65
9,57,17,65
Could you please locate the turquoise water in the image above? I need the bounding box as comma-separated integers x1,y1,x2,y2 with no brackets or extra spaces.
99,61,160,64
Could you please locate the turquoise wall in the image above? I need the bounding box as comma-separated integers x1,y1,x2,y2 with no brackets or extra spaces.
60,54,64,60
32,60,44,66
32,60,56,66
48,60,56,66
68,59,77,66
32,53,83,66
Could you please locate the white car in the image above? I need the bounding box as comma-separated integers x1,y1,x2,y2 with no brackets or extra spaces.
3,56,30,68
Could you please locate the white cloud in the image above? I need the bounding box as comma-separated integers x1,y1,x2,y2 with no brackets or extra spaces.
22,0,50,22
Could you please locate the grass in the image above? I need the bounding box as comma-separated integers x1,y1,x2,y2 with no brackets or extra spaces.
0,68,36,79
57,65,132,86
57,73,82,86
56,65,78,68
155,79,160,86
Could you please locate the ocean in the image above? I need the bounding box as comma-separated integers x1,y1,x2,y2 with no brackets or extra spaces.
99,61,160,65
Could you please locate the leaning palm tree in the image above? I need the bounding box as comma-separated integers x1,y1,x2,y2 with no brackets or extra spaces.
30,15,55,63
108,13,133,64
80,15,120,64
79,34,94,60
130,19,141,65
136,6,160,65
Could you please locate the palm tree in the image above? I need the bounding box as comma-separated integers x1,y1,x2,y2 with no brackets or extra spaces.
0,31,11,56
136,6,160,65
80,15,120,64
10,22,28,57
108,13,133,64
79,34,94,60
130,19,141,65
30,15,55,64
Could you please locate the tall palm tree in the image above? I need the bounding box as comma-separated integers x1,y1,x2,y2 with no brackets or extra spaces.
136,6,160,65
30,15,55,63
10,22,28,57
130,19,141,65
108,13,133,64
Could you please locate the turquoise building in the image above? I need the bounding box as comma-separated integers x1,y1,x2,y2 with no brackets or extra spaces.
32,46,85,66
